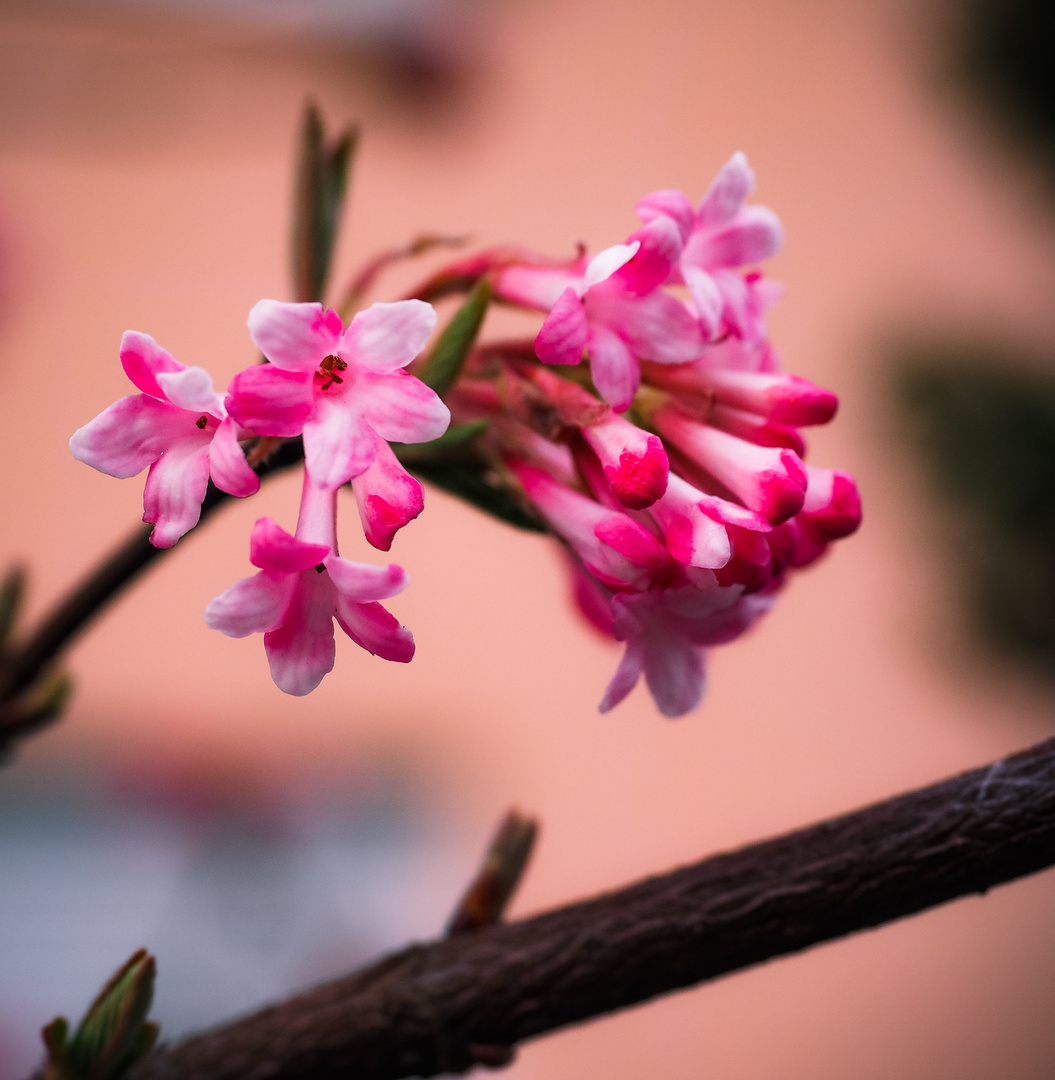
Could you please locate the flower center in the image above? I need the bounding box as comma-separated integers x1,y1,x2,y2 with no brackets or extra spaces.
316,354,348,392
195,415,209,429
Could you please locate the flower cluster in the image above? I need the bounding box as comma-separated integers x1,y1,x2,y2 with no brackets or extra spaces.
433,152,860,716
71,299,447,695
70,150,859,717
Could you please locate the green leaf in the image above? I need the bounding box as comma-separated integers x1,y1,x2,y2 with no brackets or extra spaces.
417,278,492,398
290,102,359,303
0,565,25,648
407,459,547,534
66,950,158,1080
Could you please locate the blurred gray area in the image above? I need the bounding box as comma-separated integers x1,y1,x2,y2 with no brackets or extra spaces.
0,753,470,1079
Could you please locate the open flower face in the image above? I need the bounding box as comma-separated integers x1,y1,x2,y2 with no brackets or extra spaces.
70,331,259,548
226,299,450,491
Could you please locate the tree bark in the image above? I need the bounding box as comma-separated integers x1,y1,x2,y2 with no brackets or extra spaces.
133,736,1055,1080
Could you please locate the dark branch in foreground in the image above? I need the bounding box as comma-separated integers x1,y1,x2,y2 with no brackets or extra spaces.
132,737,1055,1080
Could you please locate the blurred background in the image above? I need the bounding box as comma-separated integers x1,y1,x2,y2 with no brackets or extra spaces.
1,0,1055,1077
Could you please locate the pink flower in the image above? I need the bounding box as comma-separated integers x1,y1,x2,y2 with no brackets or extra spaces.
204,476,413,696
495,223,704,412
226,299,449,491
637,152,784,342
70,331,259,548
599,578,775,718
350,437,425,551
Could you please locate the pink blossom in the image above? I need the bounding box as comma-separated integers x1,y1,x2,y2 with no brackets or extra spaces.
226,299,449,491
204,476,413,696
598,578,775,718
495,222,704,412
70,331,259,548
637,152,784,342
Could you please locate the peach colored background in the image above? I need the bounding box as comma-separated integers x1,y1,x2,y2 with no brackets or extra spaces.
2,0,1055,1077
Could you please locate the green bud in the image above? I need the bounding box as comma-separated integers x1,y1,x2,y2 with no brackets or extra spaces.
55,949,159,1080
290,102,359,303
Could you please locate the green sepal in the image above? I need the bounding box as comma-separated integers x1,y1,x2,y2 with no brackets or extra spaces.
290,102,359,303
391,421,490,463
0,565,26,649
417,278,492,399
63,949,158,1080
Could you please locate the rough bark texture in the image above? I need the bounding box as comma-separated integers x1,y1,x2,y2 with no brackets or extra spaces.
132,737,1055,1080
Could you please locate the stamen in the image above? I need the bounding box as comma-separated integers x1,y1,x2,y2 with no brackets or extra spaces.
315,563,326,574
195,415,209,429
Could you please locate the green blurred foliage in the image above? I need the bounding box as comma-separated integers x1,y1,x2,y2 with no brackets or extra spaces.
954,0,1055,183
895,350,1055,678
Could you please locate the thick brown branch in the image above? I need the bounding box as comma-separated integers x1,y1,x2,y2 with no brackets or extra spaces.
132,737,1055,1080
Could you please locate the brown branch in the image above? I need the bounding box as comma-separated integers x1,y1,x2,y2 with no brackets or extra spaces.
131,736,1055,1080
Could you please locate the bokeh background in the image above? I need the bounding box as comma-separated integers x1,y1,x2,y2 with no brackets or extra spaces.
2,0,1055,1077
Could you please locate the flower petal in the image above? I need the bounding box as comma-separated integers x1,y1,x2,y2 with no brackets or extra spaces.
156,366,225,417
142,437,213,547
264,571,337,695
696,151,754,230
614,218,682,296
225,364,313,436
335,599,415,662
249,517,329,574
688,206,784,270
350,439,425,550
356,370,451,444
586,323,639,412
636,189,695,243
610,290,704,364
248,299,342,372
582,242,640,290
339,300,437,374
209,417,260,497
598,638,646,713
204,571,294,637
643,632,706,717
535,287,588,366
120,331,184,398
326,554,409,602
303,398,379,489
70,395,194,478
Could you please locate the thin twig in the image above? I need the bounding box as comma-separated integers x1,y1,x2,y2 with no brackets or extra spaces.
0,439,305,714
130,736,1055,1080
446,809,538,935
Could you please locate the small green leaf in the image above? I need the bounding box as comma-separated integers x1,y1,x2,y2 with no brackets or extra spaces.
66,950,158,1080
391,421,490,462
417,278,492,399
290,102,360,303
0,565,26,648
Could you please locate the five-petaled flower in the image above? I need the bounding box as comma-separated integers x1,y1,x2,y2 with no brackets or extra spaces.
70,331,259,548
226,299,449,491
